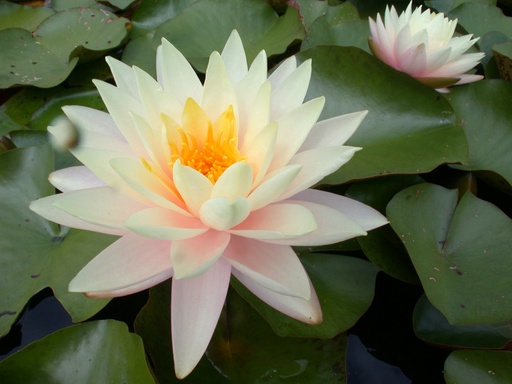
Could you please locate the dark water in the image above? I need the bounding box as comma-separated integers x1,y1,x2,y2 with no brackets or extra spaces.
0,275,448,383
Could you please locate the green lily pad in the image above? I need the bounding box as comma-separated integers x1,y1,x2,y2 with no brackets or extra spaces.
0,1,54,31
413,295,512,349
208,289,347,383
387,183,512,326
449,3,512,40
0,320,154,383
493,41,512,80
130,0,199,38
346,175,424,285
233,253,378,338
296,46,465,184
427,0,497,14
445,350,512,384
0,145,116,337
51,0,99,12
152,0,305,72
446,80,512,188
0,7,128,88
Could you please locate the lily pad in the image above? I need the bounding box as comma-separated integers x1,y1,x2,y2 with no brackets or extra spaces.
233,253,378,338
153,0,305,72
0,320,154,383
493,41,512,80
449,2,512,40
0,1,54,31
446,80,512,188
296,46,466,184
0,145,116,336
413,295,512,349
0,7,128,88
387,183,512,326
445,350,512,384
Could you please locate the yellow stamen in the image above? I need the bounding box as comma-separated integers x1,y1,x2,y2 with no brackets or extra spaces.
169,99,244,183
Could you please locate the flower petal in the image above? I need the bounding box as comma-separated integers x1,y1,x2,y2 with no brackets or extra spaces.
124,207,207,240
171,230,230,279
211,162,253,200
199,197,250,230
29,194,127,236
69,233,172,297
157,38,203,104
233,269,322,324
173,161,213,216
49,166,105,192
221,30,248,84
224,237,310,299
172,258,231,378
230,203,317,240
52,187,149,231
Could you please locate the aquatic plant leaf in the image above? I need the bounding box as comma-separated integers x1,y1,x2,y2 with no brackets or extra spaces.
388,183,512,325
0,320,154,383
296,46,466,184
0,145,116,336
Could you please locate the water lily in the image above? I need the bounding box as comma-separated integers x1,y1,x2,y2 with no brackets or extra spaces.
368,2,484,91
30,31,387,378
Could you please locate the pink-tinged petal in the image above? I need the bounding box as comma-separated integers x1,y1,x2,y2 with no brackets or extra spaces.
124,207,207,240
243,122,277,187
211,162,253,200
221,30,248,85
51,187,149,231
171,230,230,278
269,97,325,172
232,269,322,325
247,164,301,210
172,258,231,378
172,161,213,216
69,233,172,296
279,146,361,200
300,110,368,151
224,237,310,299
201,52,238,122
230,203,317,240
157,38,203,104
454,73,484,85
269,60,312,120
265,200,367,246
398,43,428,75
199,197,250,230
294,189,389,232
49,166,105,192
29,194,127,236
110,157,188,214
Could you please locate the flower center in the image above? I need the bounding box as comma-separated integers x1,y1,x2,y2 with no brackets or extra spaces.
169,100,244,183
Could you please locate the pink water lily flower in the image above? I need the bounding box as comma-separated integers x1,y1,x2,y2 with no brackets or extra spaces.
369,2,484,91
30,31,387,378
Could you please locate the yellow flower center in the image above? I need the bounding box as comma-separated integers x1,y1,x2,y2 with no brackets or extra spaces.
169,99,244,183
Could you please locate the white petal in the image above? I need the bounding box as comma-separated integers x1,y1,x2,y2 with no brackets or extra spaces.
29,194,127,236
269,59,312,120
268,56,297,90
199,197,250,230
224,237,310,299
243,122,277,187
157,38,203,104
172,258,231,378
211,162,253,200
69,233,172,296
173,161,213,216
233,269,322,325
171,230,230,279
221,30,248,84
124,207,207,240
299,110,368,151
105,56,139,100
62,105,124,140
49,166,106,192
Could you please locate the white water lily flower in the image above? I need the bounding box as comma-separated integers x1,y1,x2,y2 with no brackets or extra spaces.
369,2,484,91
30,31,387,378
